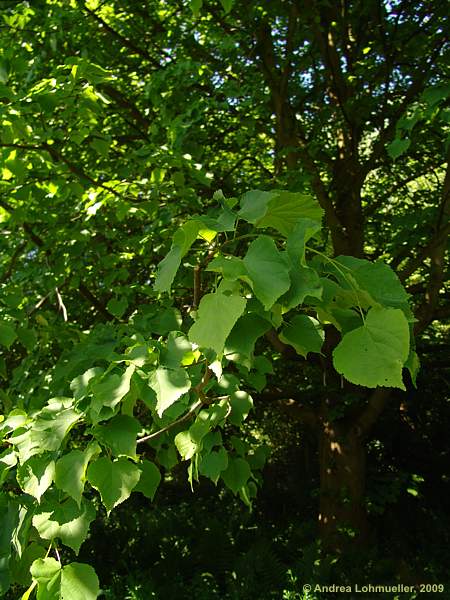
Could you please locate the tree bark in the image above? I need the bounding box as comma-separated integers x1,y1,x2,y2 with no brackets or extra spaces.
318,418,368,552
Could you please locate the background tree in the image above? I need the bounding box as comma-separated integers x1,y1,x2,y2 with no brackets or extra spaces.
0,0,449,597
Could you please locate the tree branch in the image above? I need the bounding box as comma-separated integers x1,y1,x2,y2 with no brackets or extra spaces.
0,241,27,283
1,195,116,321
356,387,392,437
413,148,450,333
362,40,446,177
79,283,115,321
137,399,203,445
83,5,160,68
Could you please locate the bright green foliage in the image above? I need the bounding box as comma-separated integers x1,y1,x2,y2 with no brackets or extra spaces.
1,0,442,591
93,415,141,458
243,237,290,310
16,458,55,502
225,313,271,368
199,448,229,484
148,367,191,417
334,257,410,309
54,445,100,506
28,559,99,600
133,460,161,501
0,184,415,597
32,498,96,554
238,190,323,235
0,323,16,349
279,315,325,358
221,457,252,495
86,457,140,514
333,308,410,389
188,291,247,354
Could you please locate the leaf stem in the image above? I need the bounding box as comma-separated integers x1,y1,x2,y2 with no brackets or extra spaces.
306,247,365,323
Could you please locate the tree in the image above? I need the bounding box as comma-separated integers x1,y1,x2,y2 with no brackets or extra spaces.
0,0,448,595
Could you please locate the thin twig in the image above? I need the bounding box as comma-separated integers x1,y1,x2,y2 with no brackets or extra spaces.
137,399,203,444
55,287,68,322
28,290,54,315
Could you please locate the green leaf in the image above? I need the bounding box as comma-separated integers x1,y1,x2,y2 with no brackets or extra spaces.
60,562,99,600
188,291,246,354
174,431,198,460
16,327,37,352
0,495,19,591
280,266,322,310
199,448,228,484
157,445,178,470
31,559,99,600
422,83,450,105
30,557,60,583
238,190,278,223
153,245,182,293
160,332,192,368
0,322,17,349
70,368,104,401
238,190,323,235
10,542,46,587
148,367,191,417
405,349,420,387
106,297,128,318
207,255,248,281
286,218,321,265
219,0,234,12
90,364,135,421
221,457,251,494
93,415,141,458
387,138,410,160
134,460,161,500
87,457,140,513
190,0,203,16
333,307,410,389
148,307,182,335
30,399,81,454
8,400,79,463
228,391,253,426
54,444,100,506
0,448,17,483
257,192,323,236
247,445,270,470
224,313,271,368
243,236,290,310
154,220,203,292
17,457,55,502
32,498,96,554
279,315,324,358
335,257,410,308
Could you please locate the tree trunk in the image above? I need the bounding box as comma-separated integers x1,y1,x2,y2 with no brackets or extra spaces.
318,418,368,552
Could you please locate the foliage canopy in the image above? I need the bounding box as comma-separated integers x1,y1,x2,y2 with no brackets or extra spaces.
0,0,448,597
